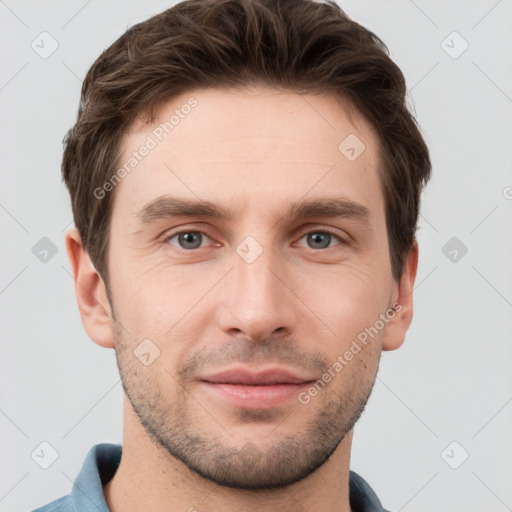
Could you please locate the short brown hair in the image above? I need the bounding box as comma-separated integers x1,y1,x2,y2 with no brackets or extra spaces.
62,0,431,285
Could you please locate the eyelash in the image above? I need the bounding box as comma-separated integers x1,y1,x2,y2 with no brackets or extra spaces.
161,227,347,251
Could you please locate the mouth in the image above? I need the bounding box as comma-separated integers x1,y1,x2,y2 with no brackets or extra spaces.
197,367,315,409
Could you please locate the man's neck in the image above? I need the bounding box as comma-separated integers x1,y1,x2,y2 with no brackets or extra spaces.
103,424,354,512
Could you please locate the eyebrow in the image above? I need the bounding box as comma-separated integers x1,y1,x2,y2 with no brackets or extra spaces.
136,195,371,227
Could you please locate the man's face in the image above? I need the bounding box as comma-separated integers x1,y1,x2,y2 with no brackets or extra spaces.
106,86,401,489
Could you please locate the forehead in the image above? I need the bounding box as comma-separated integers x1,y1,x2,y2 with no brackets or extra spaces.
113,86,384,222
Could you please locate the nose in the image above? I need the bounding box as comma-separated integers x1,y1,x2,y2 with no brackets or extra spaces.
215,241,297,342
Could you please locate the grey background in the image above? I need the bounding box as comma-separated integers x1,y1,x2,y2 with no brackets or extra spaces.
1,1,511,511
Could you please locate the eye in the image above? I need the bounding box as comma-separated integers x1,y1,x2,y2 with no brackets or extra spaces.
165,230,211,250
297,230,344,250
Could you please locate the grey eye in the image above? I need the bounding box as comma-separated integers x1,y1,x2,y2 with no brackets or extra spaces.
305,232,335,249
296,230,344,250
169,231,205,250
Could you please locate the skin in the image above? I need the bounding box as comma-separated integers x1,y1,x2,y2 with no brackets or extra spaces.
66,85,418,512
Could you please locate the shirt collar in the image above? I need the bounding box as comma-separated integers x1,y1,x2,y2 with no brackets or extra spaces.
70,443,121,512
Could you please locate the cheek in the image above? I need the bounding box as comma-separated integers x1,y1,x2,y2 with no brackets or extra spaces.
302,268,391,349
110,263,213,354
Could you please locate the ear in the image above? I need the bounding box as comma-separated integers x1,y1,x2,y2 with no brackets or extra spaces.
382,241,419,351
65,227,115,349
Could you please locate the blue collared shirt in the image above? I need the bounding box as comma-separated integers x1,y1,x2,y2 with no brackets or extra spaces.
32,443,390,511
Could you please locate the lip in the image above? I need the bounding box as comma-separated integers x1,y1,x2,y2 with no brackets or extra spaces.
199,367,312,385
198,367,315,409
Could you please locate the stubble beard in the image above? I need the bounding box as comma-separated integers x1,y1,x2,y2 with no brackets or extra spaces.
110,313,381,490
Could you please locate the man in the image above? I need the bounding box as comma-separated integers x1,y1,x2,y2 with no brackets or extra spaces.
34,0,431,510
